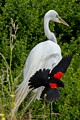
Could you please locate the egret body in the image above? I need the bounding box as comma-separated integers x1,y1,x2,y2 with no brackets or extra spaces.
12,10,69,114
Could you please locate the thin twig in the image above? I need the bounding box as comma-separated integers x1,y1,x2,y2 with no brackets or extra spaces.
50,102,52,120
0,53,10,70
14,70,23,82
21,94,36,117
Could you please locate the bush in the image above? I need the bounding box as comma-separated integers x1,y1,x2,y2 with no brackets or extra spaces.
0,0,80,119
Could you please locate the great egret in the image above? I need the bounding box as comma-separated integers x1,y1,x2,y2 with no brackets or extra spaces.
12,10,69,114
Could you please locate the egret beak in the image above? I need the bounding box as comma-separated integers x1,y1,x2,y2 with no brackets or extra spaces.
59,17,69,26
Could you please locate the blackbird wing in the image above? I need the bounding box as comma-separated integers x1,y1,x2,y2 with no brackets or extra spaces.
40,87,60,102
49,78,64,88
28,69,50,90
49,54,72,79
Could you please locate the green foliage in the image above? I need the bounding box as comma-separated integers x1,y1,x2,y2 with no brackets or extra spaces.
0,0,80,119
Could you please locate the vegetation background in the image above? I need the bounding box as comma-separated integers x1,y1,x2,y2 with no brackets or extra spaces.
0,0,80,119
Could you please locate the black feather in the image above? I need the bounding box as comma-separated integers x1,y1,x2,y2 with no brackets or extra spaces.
28,69,50,89
40,87,60,101
50,54,72,76
49,78,64,87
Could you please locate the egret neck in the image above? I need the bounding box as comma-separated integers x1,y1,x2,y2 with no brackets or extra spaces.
44,16,57,43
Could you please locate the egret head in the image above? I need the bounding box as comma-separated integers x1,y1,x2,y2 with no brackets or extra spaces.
45,10,69,26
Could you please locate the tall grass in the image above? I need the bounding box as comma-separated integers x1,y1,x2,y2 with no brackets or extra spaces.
0,18,18,120
0,18,60,120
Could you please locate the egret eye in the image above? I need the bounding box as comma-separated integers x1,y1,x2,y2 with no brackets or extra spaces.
58,17,61,21
56,15,59,18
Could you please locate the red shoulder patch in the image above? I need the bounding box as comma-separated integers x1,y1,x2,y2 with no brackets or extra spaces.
54,72,64,79
49,83,57,88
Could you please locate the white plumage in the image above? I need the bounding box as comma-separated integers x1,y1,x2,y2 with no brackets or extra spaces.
12,10,69,114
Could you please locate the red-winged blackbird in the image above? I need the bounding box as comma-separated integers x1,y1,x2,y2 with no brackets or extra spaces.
28,54,72,101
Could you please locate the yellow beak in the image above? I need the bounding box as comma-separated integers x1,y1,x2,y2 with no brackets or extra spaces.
59,17,69,26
